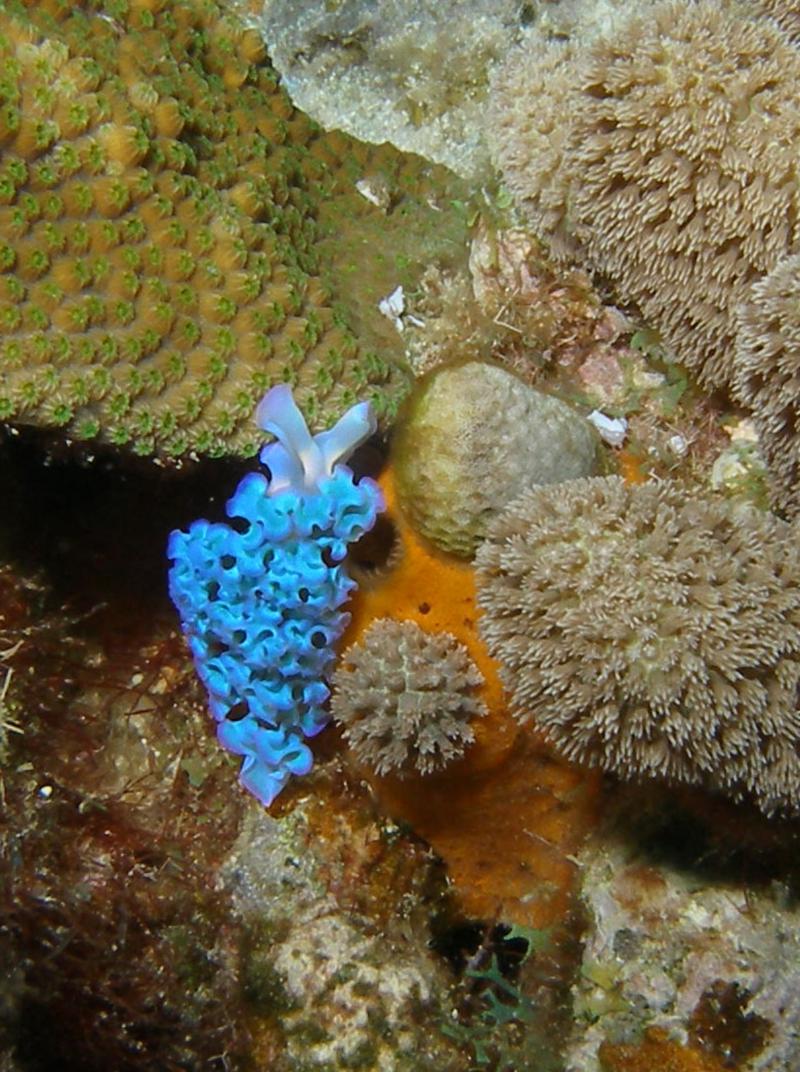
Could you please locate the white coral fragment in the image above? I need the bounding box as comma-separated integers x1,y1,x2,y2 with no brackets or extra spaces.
587,409,628,447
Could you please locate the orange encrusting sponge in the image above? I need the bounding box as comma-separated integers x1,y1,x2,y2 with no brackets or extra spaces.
342,466,515,773
339,467,602,927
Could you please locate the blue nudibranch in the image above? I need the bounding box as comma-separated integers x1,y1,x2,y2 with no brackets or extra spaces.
167,385,384,805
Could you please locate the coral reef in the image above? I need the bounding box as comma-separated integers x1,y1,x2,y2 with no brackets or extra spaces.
168,385,382,804
393,361,598,557
0,0,413,456
219,803,463,1071
12,2,800,1066
735,252,800,515
476,475,800,814
332,617,487,776
0,441,478,1072
489,1,800,390
0,545,472,1070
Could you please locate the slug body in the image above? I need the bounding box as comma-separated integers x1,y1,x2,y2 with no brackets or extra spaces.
167,385,383,805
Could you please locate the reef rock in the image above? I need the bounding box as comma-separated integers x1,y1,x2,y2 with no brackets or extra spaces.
219,803,462,1071
566,807,800,1072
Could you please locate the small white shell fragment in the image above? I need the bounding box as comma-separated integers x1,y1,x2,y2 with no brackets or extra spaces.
667,434,688,457
710,449,748,490
587,409,628,447
378,284,406,331
355,175,391,210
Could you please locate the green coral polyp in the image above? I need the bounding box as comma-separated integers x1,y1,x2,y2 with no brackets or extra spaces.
41,222,65,253
0,304,21,331
113,300,136,325
42,194,64,218
0,0,412,455
27,306,49,330
1,341,21,368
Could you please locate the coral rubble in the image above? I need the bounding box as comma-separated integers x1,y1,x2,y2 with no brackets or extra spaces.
566,799,800,1072
219,802,463,1071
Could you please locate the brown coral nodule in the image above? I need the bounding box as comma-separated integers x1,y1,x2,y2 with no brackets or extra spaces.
393,360,598,559
490,0,800,391
475,476,800,815
331,618,488,777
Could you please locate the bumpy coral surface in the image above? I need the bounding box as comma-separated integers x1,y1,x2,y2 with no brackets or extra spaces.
332,617,487,776
0,0,410,455
475,476,800,814
735,252,800,516
393,361,598,557
490,1,800,390
750,0,800,40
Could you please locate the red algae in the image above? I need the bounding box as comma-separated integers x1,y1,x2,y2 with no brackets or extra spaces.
0,558,248,1070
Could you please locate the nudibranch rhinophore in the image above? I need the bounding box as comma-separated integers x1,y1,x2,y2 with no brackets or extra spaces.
167,385,384,805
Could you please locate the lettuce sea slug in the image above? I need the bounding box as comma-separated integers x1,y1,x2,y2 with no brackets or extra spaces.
167,385,383,805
